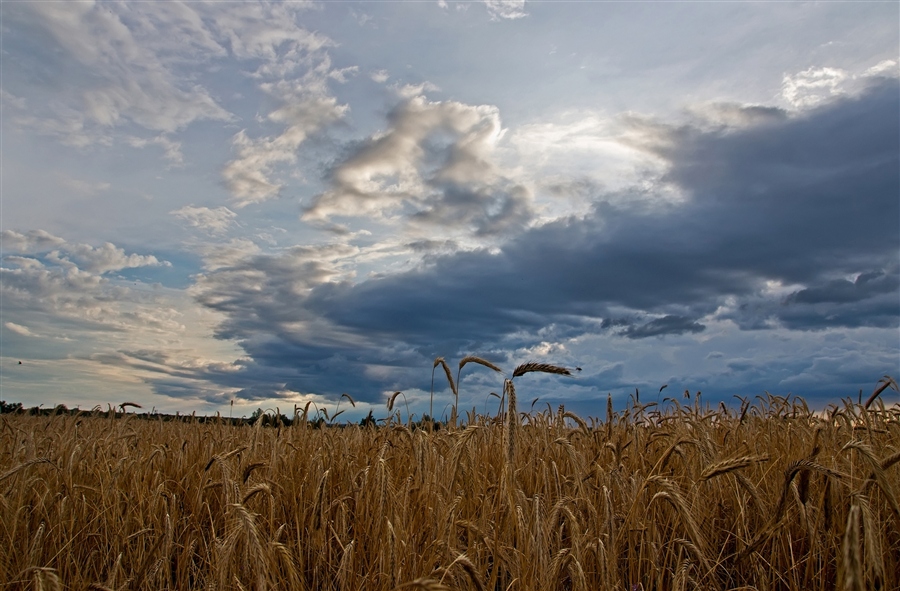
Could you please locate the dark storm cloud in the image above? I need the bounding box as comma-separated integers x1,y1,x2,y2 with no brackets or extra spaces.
622,315,706,339
786,270,898,305
776,269,900,330
190,79,899,399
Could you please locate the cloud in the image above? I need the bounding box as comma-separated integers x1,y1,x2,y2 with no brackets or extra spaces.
764,270,900,331
622,315,706,339
684,103,788,130
5,322,35,337
184,79,898,402
865,60,898,77
127,134,184,166
0,88,26,109
0,230,254,411
202,2,327,67
10,2,233,141
304,95,532,237
171,206,238,236
219,23,350,207
782,66,849,108
222,94,348,207
483,0,528,20
5,2,334,157
194,238,264,271
393,81,441,99
507,113,666,216
47,242,167,274
1,229,66,253
1,233,174,336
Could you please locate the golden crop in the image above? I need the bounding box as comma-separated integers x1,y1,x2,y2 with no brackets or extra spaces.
2,392,898,590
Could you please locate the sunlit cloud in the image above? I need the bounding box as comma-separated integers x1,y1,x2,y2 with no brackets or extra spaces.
5,322,35,337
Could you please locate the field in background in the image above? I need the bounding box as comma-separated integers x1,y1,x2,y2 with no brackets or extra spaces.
2,391,898,591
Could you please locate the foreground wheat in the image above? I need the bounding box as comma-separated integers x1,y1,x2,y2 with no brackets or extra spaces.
1,393,898,590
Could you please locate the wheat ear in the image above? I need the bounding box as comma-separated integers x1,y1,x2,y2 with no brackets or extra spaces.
511,362,572,378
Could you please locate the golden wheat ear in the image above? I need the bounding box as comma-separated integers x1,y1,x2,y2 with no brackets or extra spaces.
458,355,503,374
435,358,457,395
864,375,898,409
387,391,402,411
511,362,572,378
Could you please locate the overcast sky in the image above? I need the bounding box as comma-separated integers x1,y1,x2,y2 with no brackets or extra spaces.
1,1,898,419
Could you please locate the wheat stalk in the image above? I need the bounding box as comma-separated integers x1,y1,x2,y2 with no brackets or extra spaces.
431,357,457,422
864,375,898,409
699,455,768,481
453,356,503,429
842,504,864,591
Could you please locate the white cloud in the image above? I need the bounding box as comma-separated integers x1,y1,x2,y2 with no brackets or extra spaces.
171,206,238,235
203,2,326,64
5,322,34,337
20,2,233,138
304,96,505,222
48,242,168,274
1,229,66,253
329,66,360,83
371,69,390,84
393,81,441,99
864,59,898,78
7,2,335,155
195,238,263,271
303,95,537,239
1,230,166,274
127,134,184,166
484,0,527,20
782,66,848,108
1,238,170,336
506,112,675,217
222,84,348,208
222,42,356,208
13,111,113,148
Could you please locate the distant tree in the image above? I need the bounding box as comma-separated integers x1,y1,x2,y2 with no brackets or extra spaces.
0,400,23,414
359,410,376,428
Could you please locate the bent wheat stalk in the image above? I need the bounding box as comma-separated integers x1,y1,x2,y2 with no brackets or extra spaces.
454,356,503,428
431,357,457,422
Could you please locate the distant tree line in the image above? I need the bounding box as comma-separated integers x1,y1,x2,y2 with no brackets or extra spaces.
0,400,445,430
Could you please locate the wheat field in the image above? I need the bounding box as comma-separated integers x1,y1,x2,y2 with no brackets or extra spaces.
2,389,898,590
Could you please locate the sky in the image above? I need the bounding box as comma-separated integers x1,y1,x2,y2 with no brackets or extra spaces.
1,1,898,420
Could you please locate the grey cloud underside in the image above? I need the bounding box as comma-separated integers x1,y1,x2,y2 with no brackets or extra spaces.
189,80,899,401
